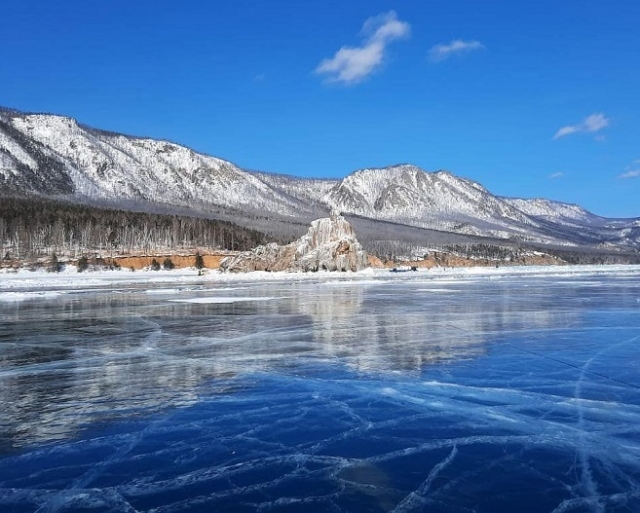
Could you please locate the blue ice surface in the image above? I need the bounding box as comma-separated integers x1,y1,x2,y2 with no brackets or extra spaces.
1,268,640,512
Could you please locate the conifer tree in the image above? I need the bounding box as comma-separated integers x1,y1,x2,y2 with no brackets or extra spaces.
48,252,62,273
77,256,89,272
194,252,204,269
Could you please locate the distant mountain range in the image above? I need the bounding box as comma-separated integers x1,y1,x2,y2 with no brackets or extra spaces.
1,106,639,251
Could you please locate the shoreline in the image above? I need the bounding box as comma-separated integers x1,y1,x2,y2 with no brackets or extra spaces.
0,247,569,273
1,263,639,301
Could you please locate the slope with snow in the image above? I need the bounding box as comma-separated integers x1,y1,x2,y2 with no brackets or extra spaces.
321,165,539,235
1,110,312,217
504,198,599,224
1,107,639,250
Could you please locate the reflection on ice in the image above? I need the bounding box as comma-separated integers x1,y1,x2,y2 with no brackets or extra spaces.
2,351,640,512
1,268,640,511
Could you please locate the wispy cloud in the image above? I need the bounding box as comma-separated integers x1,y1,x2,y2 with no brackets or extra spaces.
549,172,564,179
315,11,410,85
428,39,484,63
619,161,640,179
619,169,640,179
553,113,610,139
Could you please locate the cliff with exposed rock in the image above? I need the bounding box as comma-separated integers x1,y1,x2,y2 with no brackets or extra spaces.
220,212,368,272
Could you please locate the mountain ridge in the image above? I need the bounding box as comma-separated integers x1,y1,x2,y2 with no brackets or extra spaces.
1,106,639,251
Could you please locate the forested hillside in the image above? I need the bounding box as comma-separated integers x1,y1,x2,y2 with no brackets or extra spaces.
0,195,268,261
2,108,639,252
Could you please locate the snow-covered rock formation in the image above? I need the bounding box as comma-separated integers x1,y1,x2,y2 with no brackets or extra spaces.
220,212,369,272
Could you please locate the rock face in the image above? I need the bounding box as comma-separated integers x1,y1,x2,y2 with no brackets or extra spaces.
220,212,369,273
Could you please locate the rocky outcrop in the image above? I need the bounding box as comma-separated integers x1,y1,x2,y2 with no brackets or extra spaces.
220,212,369,273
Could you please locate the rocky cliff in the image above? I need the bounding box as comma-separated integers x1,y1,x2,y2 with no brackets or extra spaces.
220,212,369,272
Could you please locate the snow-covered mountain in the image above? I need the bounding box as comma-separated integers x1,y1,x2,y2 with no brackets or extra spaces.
0,108,315,218
1,107,639,249
322,165,537,236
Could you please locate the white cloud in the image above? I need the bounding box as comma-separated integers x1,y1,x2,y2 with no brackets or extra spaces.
428,39,484,63
619,160,640,179
619,169,640,179
553,113,610,139
553,126,579,139
315,11,410,85
549,172,564,179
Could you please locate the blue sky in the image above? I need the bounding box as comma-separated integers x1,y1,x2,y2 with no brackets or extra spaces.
2,1,639,217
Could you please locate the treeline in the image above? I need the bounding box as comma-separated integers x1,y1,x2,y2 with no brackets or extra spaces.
546,248,640,265
364,240,427,261
442,244,520,260
366,240,640,265
445,243,640,265
0,195,268,260
364,241,524,262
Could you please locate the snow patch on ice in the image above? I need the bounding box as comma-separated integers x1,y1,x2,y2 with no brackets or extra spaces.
169,296,279,304
1,265,639,296
0,291,63,302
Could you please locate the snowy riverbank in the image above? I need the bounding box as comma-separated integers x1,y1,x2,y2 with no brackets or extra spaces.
1,263,639,301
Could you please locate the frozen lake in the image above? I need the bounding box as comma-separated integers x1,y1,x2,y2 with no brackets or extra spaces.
1,266,640,512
